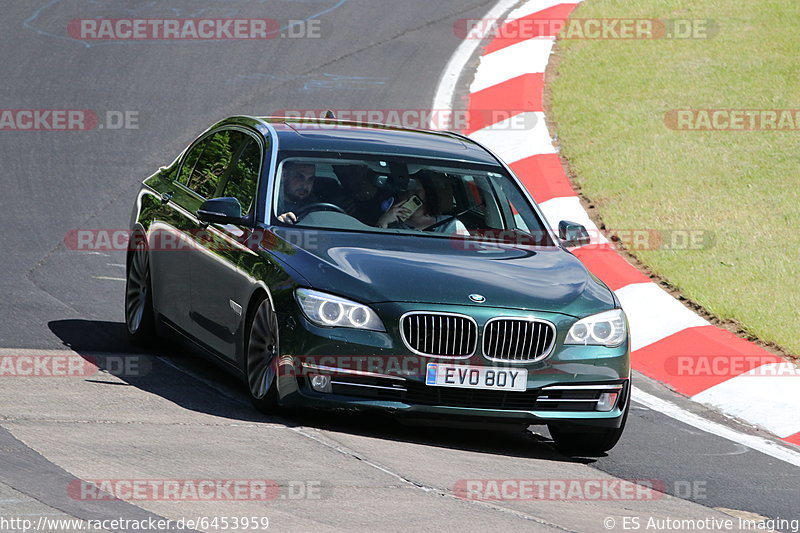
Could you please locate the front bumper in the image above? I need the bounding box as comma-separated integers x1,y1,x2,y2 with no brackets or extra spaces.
276,302,630,427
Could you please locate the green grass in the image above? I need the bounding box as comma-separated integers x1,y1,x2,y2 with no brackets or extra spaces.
550,0,800,354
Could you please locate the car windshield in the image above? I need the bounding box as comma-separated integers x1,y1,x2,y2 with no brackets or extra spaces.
271,152,555,246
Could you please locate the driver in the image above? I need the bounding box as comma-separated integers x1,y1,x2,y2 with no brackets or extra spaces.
276,161,316,224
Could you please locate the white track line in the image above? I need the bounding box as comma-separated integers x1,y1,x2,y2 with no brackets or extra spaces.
507,0,580,21
92,275,125,282
633,386,800,467
430,0,521,124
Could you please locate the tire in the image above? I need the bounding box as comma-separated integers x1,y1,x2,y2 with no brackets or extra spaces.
245,296,280,413
548,390,630,455
125,239,157,345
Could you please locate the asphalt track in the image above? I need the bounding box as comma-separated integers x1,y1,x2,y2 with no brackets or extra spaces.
1,1,798,532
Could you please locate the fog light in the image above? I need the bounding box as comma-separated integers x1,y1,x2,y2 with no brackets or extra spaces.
596,392,619,412
310,374,332,393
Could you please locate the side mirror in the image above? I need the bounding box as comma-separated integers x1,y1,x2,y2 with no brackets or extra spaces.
559,220,590,248
197,197,244,225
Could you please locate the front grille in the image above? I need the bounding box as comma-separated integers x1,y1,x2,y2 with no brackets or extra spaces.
482,318,556,361
403,380,538,410
400,313,477,357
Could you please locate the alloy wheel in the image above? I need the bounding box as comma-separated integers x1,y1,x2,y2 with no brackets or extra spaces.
247,299,279,400
126,242,150,334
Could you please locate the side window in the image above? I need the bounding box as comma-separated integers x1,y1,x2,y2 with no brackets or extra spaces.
186,130,244,199
177,138,208,185
492,174,551,245
219,136,263,214
509,201,530,231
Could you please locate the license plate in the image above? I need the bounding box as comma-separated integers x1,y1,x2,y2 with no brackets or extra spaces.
425,363,527,391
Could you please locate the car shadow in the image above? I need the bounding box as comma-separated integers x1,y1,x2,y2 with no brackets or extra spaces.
48,318,598,464
48,318,267,423
286,409,595,464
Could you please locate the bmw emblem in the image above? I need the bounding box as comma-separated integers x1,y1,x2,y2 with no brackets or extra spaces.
469,294,486,303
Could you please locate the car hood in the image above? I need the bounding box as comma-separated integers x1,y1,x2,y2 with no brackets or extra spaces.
268,229,615,317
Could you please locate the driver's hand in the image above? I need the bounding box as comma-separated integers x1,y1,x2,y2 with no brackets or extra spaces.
277,212,298,224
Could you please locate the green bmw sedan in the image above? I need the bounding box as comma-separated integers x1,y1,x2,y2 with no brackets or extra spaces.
127,116,630,454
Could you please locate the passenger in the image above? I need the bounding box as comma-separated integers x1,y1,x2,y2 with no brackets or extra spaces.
276,161,316,224
377,170,467,234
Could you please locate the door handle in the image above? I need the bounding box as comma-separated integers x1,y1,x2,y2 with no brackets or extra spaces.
160,192,173,204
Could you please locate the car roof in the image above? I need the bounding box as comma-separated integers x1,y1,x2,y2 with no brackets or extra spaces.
215,116,503,166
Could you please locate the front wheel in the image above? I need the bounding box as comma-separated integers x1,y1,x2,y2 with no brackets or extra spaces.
245,297,280,413
125,239,156,344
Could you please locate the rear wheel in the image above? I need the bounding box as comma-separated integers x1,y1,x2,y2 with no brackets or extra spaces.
125,239,156,344
548,391,630,455
245,297,280,413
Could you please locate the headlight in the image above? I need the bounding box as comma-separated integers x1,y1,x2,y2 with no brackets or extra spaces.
565,309,627,347
295,289,385,331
